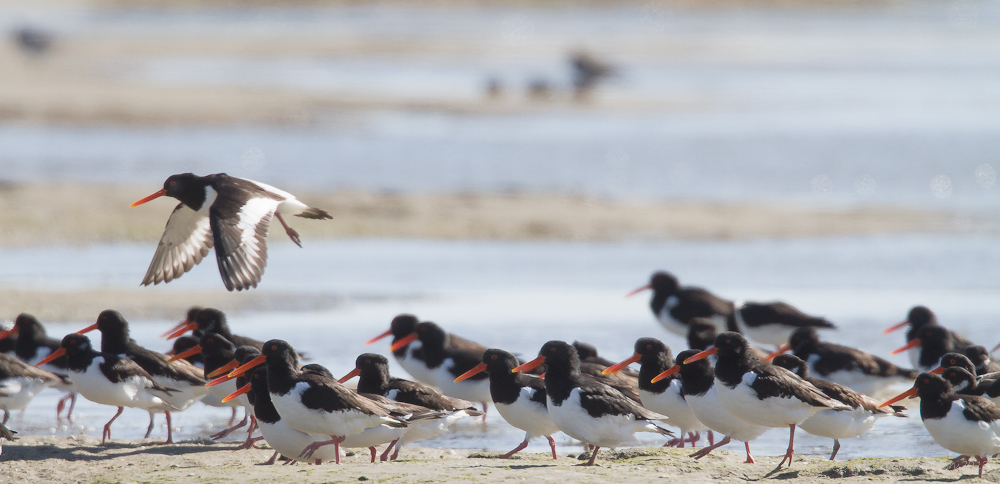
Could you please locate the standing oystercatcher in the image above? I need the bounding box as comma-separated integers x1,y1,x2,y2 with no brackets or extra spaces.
685,332,849,468
603,338,706,448
627,271,736,336
687,318,771,361
454,349,559,459
35,334,178,444
165,308,265,352
168,333,244,426
732,302,835,348
653,349,770,463
891,325,965,373
513,340,672,466
881,372,1000,478
884,306,974,368
768,327,917,398
965,346,1000,376
130,173,332,291
366,314,438,388
0,314,78,420
771,354,906,460
0,353,68,424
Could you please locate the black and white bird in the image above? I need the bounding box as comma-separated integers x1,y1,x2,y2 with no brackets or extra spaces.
653,349,770,463
130,173,332,291
366,314,439,388
891,325,967,373
168,333,244,426
731,302,835,348
768,327,917,399
604,338,707,448
454,349,559,459
0,353,68,424
884,306,974,369
881,372,1000,478
628,271,735,336
685,332,850,468
34,334,178,444
0,314,78,420
771,354,906,460
964,346,1000,376
513,340,672,466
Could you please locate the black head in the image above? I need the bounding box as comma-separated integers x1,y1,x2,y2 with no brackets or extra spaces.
260,339,298,367
301,364,333,379
537,340,579,373
675,348,713,380
788,327,820,350
390,314,419,338
572,341,599,360
162,173,209,204
95,309,130,337
60,333,94,356
907,306,936,328
634,337,673,364
687,318,718,350
913,372,952,398
235,345,262,363
939,352,976,375
712,331,752,360
355,353,390,371
415,321,447,349
919,325,951,350
649,271,679,294
249,366,269,392
195,308,228,333
964,346,991,372
941,367,976,392
185,307,202,323
771,354,808,378
482,348,520,374
171,336,200,356
13,313,43,339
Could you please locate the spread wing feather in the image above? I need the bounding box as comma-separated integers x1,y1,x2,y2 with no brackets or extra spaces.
141,204,213,286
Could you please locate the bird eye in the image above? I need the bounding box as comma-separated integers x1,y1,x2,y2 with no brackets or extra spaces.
491,354,497,360
646,344,652,350
271,345,277,351
169,180,176,186
550,347,556,353
365,359,370,365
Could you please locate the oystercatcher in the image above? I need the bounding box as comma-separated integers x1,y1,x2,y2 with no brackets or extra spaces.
965,346,1000,376
366,314,438,388
686,318,771,361
0,314,78,420
604,338,706,448
939,367,1000,406
168,333,244,426
891,325,965,373
653,349,770,463
207,346,262,446
627,271,735,336
78,310,208,443
685,332,850,468
884,306,974,368
881,372,1000,478
130,173,332,291
732,302,835,348
167,336,205,367
0,353,68,424
165,307,265,353
767,327,917,398
227,339,408,464
771,354,906,460
454,349,559,459
513,340,672,466
35,334,178,444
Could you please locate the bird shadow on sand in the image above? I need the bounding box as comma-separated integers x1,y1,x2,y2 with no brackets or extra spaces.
1,441,236,462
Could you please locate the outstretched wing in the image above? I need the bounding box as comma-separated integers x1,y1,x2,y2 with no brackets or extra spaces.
210,197,280,291
141,203,213,286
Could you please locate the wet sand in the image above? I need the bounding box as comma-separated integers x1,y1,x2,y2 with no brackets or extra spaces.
0,435,983,484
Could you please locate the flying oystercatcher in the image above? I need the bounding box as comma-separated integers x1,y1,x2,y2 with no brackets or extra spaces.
513,340,672,466
884,306,974,368
627,271,736,336
130,173,332,291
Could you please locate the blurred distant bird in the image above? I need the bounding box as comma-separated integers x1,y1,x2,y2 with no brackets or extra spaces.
526,78,552,99
570,52,615,98
130,173,332,291
884,306,974,369
628,271,736,337
484,77,503,99
12,27,52,56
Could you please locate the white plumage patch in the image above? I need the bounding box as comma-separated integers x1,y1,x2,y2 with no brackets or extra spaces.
716,373,820,428
142,203,214,286
685,386,770,442
214,197,280,291
923,400,1000,457
495,387,559,440
639,381,706,435
271,382,394,438
548,388,665,448
432,358,492,403
258,419,341,462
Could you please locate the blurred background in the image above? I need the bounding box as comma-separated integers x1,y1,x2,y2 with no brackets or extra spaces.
0,0,998,460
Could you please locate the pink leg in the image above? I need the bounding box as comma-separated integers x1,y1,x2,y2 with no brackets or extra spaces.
300,435,345,463
314,459,322,465
275,213,302,247
144,412,156,438
164,412,173,444
238,417,262,449
976,455,988,479
228,407,238,426
745,441,755,464
380,439,398,462
263,450,279,465
500,440,528,459
948,455,971,470
690,435,730,459
585,446,600,466
776,424,795,468
283,459,298,465
707,430,715,446
546,435,557,459
102,407,125,445
368,447,377,463
481,403,488,423
391,441,402,460
211,413,248,440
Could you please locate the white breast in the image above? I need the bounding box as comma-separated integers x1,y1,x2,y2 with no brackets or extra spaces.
495,388,559,440
395,342,438,389
258,419,340,462
684,386,770,442
798,406,879,440
271,383,395,438
639,380,705,435
656,296,688,336
432,359,492,403
73,358,169,410
547,388,663,448
923,400,1000,457
0,377,52,411
715,373,820,428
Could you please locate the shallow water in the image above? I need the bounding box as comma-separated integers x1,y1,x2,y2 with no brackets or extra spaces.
3,234,997,459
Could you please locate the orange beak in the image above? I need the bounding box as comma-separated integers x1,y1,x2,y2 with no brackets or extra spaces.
130,188,167,207
454,362,487,383
890,338,921,355
168,345,202,363
206,373,236,388
930,366,945,374
651,364,681,383
76,323,99,334
365,329,393,346
603,353,640,375
166,322,198,340
0,326,19,340
684,347,718,364
35,347,66,367
512,355,545,373
883,320,910,335
625,284,652,298
764,344,791,363
228,354,266,378
879,386,917,408
222,383,252,403
337,368,361,384
389,333,419,353
160,320,192,338
206,360,239,379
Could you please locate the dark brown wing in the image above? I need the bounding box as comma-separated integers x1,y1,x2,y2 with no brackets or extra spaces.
297,373,405,427
0,354,64,384
749,362,850,410
958,394,1000,423
127,345,205,386
99,355,178,395
387,378,459,411
741,302,835,330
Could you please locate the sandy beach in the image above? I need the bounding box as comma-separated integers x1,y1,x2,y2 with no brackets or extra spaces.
0,435,985,484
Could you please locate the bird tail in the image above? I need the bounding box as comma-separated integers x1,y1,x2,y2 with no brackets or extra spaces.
296,207,332,220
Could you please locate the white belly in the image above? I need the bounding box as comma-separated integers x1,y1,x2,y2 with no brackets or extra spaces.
684,387,770,442
398,409,477,446
734,309,793,347
818,368,911,400
715,374,820,428
548,388,662,448
271,383,394,438
395,343,438,389
258,419,340,462
431,359,492,403
0,377,52,411
151,375,209,412
639,381,705,434
494,388,559,440
923,400,1000,457
341,424,405,448
73,359,170,410
799,407,879,440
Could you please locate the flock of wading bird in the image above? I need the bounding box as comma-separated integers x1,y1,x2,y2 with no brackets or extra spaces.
0,271,999,477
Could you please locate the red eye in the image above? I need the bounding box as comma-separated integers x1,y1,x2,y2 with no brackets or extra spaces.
646,344,652,350
491,355,497,360
365,359,370,365
271,345,277,351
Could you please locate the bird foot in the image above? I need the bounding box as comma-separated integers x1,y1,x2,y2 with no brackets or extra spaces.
948,455,971,470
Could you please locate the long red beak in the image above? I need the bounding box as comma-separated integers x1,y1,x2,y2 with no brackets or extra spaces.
365,329,393,346
130,188,167,207
603,353,640,375
879,386,917,408
764,344,791,363
166,322,198,340
651,364,681,383
222,383,252,403
512,355,545,373
228,354,266,378
684,347,718,364
76,323,99,334
0,326,19,340
168,345,202,363
389,333,419,353
454,362,487,383
337,368,361,384
890,338,921,355
883,320,910,335
625,284,652,298
206,373,236,387
161,320,192,338
207,360,239,379
35,347,66,367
